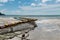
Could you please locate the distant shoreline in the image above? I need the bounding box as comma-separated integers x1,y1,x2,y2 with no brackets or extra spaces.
0,15,60,17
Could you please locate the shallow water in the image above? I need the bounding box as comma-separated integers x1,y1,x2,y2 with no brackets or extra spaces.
28,17,60,40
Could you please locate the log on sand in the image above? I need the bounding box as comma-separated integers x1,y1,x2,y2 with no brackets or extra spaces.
0,18,37,34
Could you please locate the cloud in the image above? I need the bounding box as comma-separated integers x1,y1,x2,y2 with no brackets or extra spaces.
42,0,48,3
4,4,60,15
31,3,36,6
56,0,60,3
0,0,8,3
0,9,7,13
30,3,47,7
0,0,15,3
30,0,49,6
57,0,60,2
20,4,60,15
21,4,60,11
38,3,47,6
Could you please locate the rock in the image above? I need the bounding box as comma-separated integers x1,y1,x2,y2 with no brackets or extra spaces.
0,17,38,40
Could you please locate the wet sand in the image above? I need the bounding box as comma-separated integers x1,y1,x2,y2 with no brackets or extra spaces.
28,19,60,40
0,17,60,40
7,19,60,40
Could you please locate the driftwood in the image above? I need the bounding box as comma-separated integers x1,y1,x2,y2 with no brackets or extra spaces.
0,18,37,34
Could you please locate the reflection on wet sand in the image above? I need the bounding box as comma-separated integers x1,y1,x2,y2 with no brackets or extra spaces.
28,19,60,40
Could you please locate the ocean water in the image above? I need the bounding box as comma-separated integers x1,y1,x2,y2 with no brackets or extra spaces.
0,15,60,40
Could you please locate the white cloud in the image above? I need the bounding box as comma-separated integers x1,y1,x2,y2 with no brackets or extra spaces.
20,4,60,15
21,4,60,11
56,0,60,3
38,3,47,6
5,4,60,15
0,0,15,3
31,3,36,6
0,9,7,13
30,2,47,7
57,0,60,2
42,0,48,3
0,0,8,3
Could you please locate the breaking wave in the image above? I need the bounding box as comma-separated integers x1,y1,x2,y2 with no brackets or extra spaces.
36,19,60,24
35,19,60,32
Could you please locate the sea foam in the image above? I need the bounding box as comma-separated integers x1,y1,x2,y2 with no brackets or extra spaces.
35,19,60,32
36,19,60,24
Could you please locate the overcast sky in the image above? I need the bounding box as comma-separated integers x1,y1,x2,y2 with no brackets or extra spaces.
0,0,60,15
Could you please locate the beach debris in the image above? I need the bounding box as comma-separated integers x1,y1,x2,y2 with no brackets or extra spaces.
0,17,37,40
0,17,37,29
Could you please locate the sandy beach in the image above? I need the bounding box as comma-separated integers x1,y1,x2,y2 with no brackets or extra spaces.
7,19,60,40
0,17,60,40
0,17,37,40
0,0,60,39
